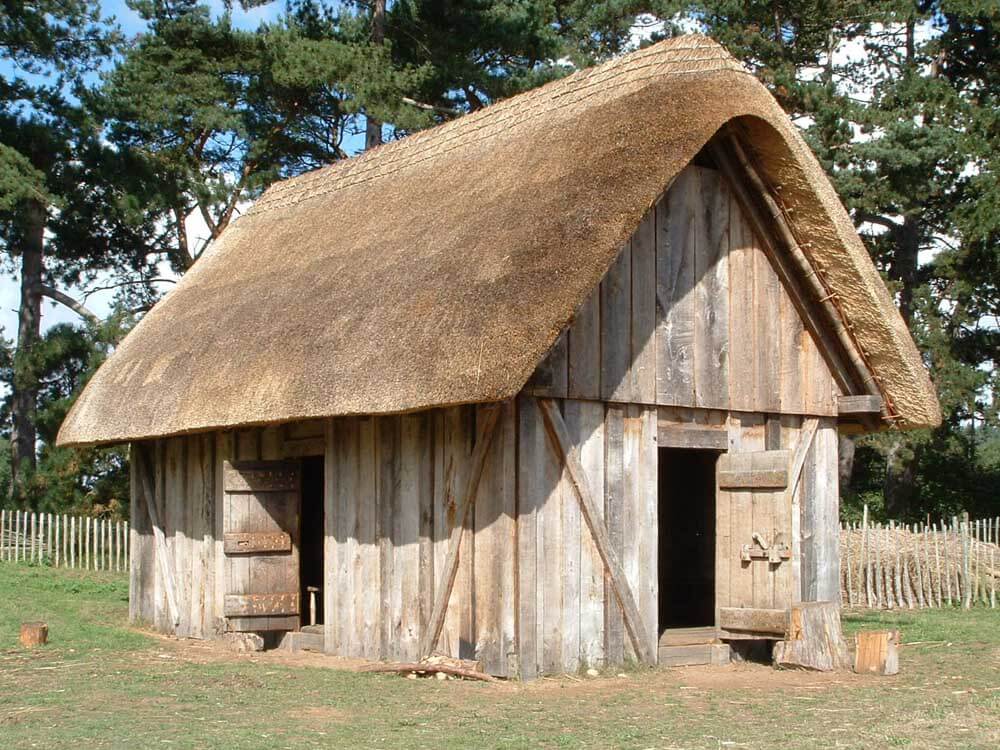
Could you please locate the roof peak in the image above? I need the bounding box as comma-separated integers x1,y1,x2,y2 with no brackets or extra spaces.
250,35,746,217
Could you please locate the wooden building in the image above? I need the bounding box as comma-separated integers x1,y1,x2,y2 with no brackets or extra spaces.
58,37,939,678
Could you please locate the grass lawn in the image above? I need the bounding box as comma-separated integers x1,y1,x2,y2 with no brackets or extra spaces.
1,564,997,749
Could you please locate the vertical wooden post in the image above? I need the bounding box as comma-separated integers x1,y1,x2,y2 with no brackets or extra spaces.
889,521,900,609
844,522,854,606
932,523,942,607
29,511,36,563
0,509,5,561
85,517,91,571
912,524,925,608
862,505,872,607
962,519,971,609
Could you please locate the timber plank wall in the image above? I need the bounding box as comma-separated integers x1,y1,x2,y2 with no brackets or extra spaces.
129,164,844,676
527,165,841,415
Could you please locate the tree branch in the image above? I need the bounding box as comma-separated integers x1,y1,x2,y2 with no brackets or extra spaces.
38,285,99,322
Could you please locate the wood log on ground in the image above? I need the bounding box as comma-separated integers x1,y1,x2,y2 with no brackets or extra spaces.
20,622,48,648
854,630,900,675
359,662,498,682
772,602,850,672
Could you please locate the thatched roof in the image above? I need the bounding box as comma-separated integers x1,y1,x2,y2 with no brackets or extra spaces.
57,36,939,447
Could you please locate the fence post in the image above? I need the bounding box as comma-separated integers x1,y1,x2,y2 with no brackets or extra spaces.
962,518,972,609
0,509,5,561
862,505,872,607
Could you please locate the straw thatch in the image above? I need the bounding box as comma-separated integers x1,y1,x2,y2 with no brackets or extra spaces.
57,35,939,447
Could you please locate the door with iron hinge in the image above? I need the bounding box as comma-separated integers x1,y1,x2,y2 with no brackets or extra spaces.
716,450,795,614
223,460,301,632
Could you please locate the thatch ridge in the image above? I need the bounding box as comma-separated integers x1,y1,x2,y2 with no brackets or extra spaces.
57,35,939,447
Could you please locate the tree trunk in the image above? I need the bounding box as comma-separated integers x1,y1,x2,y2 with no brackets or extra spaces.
10,200,45,500
884,438,916,519
365,0,386,150
838,434,856,489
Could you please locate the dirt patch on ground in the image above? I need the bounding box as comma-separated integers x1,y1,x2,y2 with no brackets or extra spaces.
142,626,882,696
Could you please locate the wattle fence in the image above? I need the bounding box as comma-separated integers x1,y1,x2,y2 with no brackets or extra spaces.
841,507,998,610
1,505,996,611
0,509,130,572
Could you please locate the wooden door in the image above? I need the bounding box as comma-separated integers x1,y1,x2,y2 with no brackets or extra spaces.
223,460,301,632
715,450,794,614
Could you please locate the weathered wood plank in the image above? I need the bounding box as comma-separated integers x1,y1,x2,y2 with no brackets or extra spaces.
377,415,401,659
397,413,430,662
475,401,516,676
224,592,299,617
754,227,782,413
538,399,656,666
223,462,299,493
601,244,632,402
356,417,380,658
801,421,840,602
631,211,657,403
656,173,696,405
565,399,605,669
719,607,789,635
528,330,568,398
727,193,756,411
516,396,542,680
568,287,601,400
694,168,730,409
837,395,883,415
716,450,790,489
658,422,728,450
778,287,805,413
323,419,339,655
604,404,625,664
223,532,292,555
420,405,502,659
135,445,181,630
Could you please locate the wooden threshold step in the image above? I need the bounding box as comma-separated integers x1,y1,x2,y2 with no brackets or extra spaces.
658,643,730,668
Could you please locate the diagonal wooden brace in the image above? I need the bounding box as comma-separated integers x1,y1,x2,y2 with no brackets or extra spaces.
538,398,656,665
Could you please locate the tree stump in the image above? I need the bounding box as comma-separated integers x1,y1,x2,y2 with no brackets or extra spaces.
773,602,850,672
20,622,48,648
854,630,900,675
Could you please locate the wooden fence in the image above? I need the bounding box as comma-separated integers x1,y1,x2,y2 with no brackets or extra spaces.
841,507,998,610
0,509,129,572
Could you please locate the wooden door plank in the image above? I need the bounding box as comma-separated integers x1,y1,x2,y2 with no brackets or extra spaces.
538,399,656,666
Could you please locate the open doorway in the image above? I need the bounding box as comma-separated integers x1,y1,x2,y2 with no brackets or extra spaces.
300,455,325,628
657,448,719,635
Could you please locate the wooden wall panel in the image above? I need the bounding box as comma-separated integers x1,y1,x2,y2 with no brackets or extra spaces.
129,444,155,625
527,164,842,418
130,434,218,638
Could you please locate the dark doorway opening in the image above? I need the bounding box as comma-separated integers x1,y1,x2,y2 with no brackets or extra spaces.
300,455,325,627
658,448,719,633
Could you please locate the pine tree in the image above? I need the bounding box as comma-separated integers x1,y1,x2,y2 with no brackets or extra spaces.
0,0,147,501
